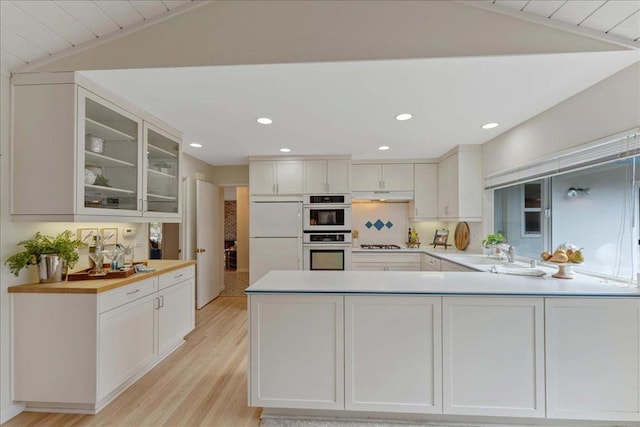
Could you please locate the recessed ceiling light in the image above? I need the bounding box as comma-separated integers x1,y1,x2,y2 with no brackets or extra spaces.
190,143,203,148
279,148,291,153
257,117,273,125
481,122,499,129
395,113,412,121
378,146,390,151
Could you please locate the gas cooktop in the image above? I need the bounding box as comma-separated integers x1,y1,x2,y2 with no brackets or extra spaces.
360,244,401,250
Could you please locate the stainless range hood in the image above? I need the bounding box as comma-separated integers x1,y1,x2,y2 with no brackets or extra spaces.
351,191,414,202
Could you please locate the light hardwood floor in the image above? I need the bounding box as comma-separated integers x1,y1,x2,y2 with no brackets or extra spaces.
4,296,262,427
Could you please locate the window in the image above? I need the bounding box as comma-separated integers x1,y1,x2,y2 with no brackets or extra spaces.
493,156,638,281
522,182,541,236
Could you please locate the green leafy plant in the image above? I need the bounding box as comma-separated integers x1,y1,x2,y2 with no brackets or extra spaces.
482,232,507,248
94,174,110,187
4,231,85,276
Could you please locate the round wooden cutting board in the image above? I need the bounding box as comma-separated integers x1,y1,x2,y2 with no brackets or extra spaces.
454,222,470,250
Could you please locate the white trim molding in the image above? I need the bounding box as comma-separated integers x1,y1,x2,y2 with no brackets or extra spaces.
1,402,25,424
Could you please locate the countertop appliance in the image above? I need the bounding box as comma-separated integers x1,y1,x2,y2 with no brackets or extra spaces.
303,194,352,232
303,232,352,271
250,201,302,284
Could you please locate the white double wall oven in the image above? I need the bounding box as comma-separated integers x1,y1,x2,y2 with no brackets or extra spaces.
302,194,352,271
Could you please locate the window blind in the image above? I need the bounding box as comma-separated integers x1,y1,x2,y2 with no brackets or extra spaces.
484,129,640,190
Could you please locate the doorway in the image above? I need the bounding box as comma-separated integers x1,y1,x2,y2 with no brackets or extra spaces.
221,186,249,295
149,222,180,259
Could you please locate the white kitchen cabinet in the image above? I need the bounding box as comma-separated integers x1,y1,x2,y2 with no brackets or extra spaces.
250,160,303,195
11,72,183,222
249,294,344,410
304,159,351,193
442,297,545,417
421,253,442,271
99,292,157,400
545,298,640,422
410,163,438,219
157,278,195,356
144,124,181,217
437,146,482,221
345,296,442,413
440,259,475,272
352,163,414,192
351,252,421,271
12,265,195,414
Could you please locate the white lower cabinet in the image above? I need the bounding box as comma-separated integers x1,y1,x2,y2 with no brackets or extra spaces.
440,259,474,272
12,266,195,413
99,292,157,400
351,252,421,271
344,296,442,413
545,298,640,422
249,294,344,410
442,297,545,417
158,278,195,356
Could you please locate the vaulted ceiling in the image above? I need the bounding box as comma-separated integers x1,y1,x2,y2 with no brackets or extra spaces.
1,1,638,165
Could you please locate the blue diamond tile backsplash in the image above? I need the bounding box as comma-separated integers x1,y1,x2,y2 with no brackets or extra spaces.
352,202,410,246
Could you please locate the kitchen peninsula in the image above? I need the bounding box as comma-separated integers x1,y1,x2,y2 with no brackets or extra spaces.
247,268,640,426
8,260,196,414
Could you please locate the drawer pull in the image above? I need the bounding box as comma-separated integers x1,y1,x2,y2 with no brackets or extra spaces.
126,289,140,296
174,274,184,279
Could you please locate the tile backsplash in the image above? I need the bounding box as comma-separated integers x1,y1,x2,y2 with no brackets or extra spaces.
352,202,410,246
353,202,482,251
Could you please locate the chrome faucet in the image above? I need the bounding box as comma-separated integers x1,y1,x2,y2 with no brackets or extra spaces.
491,243,515,263
507,245,515,263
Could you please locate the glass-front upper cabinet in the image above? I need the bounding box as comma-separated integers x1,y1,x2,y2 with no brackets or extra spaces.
144,124,181,217
79,88,142,215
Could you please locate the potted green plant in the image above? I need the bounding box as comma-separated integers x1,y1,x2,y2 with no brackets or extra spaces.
5,230,85,283
482,232,507,253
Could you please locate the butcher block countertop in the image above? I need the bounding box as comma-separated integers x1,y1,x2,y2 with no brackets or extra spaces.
8,260,196,294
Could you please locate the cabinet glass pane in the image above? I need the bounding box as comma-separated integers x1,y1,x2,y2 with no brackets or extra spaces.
83,98,139,211
146,128,179,214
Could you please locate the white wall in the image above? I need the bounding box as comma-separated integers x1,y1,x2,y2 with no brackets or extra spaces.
27,1,621,73
483,62,640,177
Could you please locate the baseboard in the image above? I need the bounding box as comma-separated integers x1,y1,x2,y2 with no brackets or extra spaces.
1,402,26,423
236,268,249,273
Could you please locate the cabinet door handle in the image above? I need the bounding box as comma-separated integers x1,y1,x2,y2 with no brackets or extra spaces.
154,296,160,310
276,184,279,193
160,295,165,308
126,289,140,296
415,208,418,216
272,184,276,194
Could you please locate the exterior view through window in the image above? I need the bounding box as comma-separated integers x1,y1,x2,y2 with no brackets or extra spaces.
494,155,638,281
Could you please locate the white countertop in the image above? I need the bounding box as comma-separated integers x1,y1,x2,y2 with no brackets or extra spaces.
246,269,640,297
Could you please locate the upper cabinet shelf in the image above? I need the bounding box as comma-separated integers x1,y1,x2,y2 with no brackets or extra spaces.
85,118,136,142
148,143,178,158
10,71,183,222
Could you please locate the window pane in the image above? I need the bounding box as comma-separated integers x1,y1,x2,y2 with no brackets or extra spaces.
551,157,637,279
524,212,541,234
494,184,543,259
524,183,541,208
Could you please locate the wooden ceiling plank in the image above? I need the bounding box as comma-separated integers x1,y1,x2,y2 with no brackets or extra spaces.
2,1,71,54
1,48,28,70
608,10,640,40
523,0,567,18
94,0,143,28
580,0,640,32
162,1,192,10
54,0,120,37
0,27,48,62
129,0,168,20
550,0,607,25
13,0,95,46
